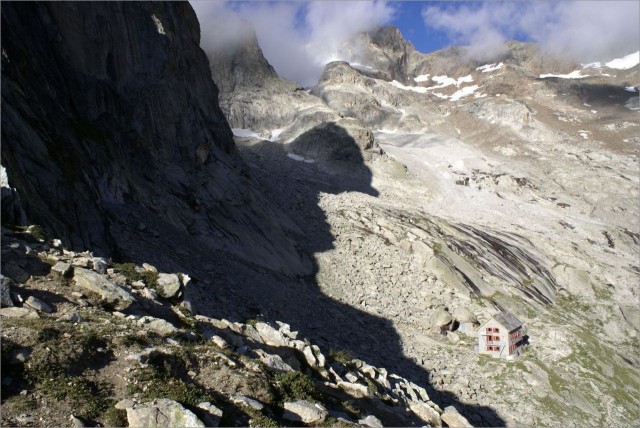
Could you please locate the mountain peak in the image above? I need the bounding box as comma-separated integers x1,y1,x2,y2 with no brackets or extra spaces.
369,25,415,53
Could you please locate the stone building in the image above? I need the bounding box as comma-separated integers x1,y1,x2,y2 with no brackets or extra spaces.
478,311,524,358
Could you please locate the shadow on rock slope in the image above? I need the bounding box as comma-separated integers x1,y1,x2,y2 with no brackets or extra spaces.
183,123,507,427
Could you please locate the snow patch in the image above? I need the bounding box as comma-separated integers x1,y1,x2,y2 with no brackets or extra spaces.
232,128,261,139
605,51,640,70
269,128,285,142
476,63,504,73
578,130,590,140
390,80,428,94
582,61,602,69
591,110,598,114
539,70,589,79
428,74,473,89
414,74,430,83
151,14,166,35
287,153,315,163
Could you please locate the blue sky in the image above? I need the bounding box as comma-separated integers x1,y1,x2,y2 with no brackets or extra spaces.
193,1,640,86
389,1,451,53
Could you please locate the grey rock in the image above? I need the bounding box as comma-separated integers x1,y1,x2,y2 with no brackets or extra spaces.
255,349,294,372
431,308,453,334
197,402,223,427
409,401,441,427
115,399,136,410
337,381,370,398
137,316,178,336
156,273,181,299
358,415,383,428
453,307,477,324
73,268,135,310
441,406,473,428
140,287,159,301
210,335,229,349
126,399,204,428
302,346,318,368
51,262,73,278
91,257,108,274
24,295,53,313
283,400,328,424
142,263,158,273
1,275,14,307
231,395,263,411
255,322,288,347
0,307,39,319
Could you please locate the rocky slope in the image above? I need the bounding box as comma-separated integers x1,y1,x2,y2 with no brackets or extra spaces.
0,2,307,275
203,21,640,428
1,227,466,427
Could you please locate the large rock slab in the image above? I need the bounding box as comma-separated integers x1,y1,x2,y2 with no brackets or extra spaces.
73,268,135,310
126,399,204,428
156,273,181,299
255,322,288,347
283,400,328,424
441,406,473,428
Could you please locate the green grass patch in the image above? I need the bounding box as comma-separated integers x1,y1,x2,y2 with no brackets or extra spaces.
271,371,320,406
113,263,159,290
327,348,353,365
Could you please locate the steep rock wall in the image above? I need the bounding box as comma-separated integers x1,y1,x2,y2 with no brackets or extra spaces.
1,2,309,274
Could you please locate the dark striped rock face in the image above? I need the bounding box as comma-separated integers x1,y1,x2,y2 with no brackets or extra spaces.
1,2,309,274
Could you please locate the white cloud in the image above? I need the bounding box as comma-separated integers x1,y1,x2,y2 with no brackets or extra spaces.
192,1,395,87
423,1,640,63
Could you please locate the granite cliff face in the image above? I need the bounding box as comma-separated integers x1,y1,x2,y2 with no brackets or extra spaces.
1,2,309,274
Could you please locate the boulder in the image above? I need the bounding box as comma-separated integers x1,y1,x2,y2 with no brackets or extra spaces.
91,257,108,274
156,273,181,299
255,322,288,347
231,395,264,411
358,415,383,428
137,316,178,336
255,349,294,372
431,308,453,334
51,262,73,278
337,381,371,398
197,402,223,427
283,400,328,424
24,295,53,313
409,401,442,427
142,263,158,273
441,406,473,428
302,346,318,367
453,307,477,324
73,268,135,310
1,275,14,307
126,399,204,428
